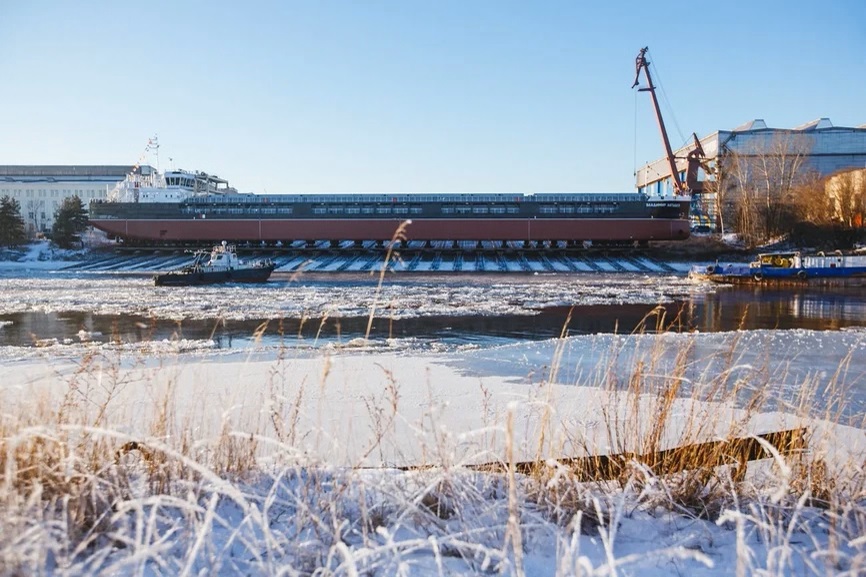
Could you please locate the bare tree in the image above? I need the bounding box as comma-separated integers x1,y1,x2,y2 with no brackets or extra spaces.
25,199,46,236
827,170,866,227
718,132,814,246
727,149,762,246
754,133,813,237
701,161,728,235
789,172,830,225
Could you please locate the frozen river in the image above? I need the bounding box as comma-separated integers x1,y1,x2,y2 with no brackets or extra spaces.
2,270,866,347
2,269,866,423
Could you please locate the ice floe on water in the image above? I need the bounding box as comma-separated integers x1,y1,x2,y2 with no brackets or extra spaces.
0,337,220,362
0,272,704,321
2,321,865,422
444,328,866,419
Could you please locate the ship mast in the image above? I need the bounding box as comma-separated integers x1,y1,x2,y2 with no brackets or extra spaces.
632,47,687,196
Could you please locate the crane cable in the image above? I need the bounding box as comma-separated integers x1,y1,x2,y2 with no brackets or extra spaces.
633,88,638,184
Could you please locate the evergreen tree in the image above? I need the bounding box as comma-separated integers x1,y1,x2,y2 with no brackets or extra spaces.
52,196,89,248
0,195,27,246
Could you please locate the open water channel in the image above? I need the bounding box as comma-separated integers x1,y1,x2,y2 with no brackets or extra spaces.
1,271,865,349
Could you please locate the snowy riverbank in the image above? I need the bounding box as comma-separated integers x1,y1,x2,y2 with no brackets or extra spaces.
0,239,90,271
2,344,866,575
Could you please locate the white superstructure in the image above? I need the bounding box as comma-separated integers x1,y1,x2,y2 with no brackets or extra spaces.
107,169,236,203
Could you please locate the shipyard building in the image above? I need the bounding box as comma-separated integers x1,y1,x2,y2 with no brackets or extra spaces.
635,118,866,228
0,165,153,236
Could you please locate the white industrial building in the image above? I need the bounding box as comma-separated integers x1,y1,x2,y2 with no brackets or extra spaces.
635,118,866,228
0,165,153,236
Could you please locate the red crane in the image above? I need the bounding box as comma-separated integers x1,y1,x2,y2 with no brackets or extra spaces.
632,47,701,197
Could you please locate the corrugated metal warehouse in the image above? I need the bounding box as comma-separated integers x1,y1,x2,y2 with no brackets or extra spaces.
635,118,866,228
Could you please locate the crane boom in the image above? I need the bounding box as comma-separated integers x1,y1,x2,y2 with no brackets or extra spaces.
633,47,687,196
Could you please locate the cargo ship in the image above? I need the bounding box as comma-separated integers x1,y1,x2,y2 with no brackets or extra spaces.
88,48,695,249
89,170,690,247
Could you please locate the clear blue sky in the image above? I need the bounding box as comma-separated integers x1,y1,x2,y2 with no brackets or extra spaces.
1,0,864,194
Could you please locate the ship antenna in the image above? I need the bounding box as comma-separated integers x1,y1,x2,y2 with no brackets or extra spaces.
147,135,160,172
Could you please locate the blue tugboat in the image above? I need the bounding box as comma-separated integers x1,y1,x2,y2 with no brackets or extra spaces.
692,250,866,286
154,242,275,286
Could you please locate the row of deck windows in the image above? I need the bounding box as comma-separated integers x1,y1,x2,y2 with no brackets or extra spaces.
539,204,617,214
206,193,642,204
167,177,195,188
182,206,295,215
440,205,520,215
181,203,620,216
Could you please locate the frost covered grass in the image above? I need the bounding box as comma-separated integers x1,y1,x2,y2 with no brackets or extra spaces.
2,315,866,575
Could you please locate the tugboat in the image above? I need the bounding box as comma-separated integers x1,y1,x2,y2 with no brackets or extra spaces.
691,250,866,286
154,242,276,286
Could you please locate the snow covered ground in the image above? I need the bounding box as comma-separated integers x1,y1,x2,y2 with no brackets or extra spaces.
0,239,89,270
3,342,866,575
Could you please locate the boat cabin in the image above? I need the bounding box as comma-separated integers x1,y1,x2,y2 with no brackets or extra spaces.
750,252,802,269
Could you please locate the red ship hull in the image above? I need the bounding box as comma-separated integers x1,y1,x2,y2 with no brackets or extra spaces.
90,217,690,243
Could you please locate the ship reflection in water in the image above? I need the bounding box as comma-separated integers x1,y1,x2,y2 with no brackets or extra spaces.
687,286,866,332
2,286,866,350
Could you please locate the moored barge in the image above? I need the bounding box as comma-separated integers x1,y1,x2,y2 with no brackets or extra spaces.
90,175,691,247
